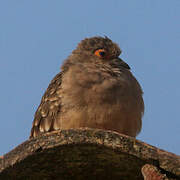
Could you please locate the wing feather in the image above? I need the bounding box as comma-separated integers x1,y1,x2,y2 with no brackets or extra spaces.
30,72,62,138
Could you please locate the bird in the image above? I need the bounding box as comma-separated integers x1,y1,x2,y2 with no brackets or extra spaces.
30,36,144,138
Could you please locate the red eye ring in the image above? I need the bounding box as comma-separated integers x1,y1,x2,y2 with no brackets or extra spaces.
94,49,107,58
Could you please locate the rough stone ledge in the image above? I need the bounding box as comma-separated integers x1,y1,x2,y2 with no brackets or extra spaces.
0,128,180,180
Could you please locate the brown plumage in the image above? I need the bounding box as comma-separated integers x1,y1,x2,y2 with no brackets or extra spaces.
30,36,144,138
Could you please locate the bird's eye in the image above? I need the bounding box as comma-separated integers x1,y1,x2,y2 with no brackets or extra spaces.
94,49,107,58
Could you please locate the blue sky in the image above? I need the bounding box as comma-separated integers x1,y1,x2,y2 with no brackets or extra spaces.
0,0,180,155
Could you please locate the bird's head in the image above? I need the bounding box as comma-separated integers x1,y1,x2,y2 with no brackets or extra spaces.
65,36,130,70
74,36,121,59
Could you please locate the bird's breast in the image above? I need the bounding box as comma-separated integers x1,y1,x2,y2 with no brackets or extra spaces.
60,64,143,137
61,64,140,106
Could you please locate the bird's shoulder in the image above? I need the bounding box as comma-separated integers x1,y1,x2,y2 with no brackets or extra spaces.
42,72,63,100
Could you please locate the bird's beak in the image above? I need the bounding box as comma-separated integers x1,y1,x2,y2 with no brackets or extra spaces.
117,58,131,70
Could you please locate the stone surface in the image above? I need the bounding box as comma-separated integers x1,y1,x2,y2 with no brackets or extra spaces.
0,128,180,180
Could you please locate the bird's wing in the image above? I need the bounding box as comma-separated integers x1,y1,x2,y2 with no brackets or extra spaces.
30,72,62,138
